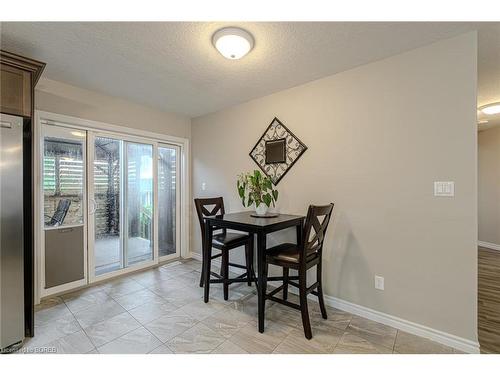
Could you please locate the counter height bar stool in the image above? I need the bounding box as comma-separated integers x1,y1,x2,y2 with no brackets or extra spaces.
195,197,255,301
263,203,334,339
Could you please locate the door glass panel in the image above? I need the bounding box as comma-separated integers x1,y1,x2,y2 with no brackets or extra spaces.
94,137,122,276
43,128,85,228
126,142,153,266
158,145,177,257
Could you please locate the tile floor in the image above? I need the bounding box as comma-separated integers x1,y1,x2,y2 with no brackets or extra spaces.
23,259,461,354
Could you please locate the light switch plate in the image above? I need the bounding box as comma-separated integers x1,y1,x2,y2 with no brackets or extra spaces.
434,181,454,197
375,275,384,290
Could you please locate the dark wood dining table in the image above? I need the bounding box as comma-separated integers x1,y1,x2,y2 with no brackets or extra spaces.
203,211,305,333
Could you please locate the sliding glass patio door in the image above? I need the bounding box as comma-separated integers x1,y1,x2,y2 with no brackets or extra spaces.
38,115,184,296
92,136,123,276
158,144,180,259
90,134,157,278
125,142,153,266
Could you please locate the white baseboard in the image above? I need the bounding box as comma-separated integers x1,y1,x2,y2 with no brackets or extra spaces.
478,241,500,251
324,296,479,354
187,252,480,354
188,252,202,261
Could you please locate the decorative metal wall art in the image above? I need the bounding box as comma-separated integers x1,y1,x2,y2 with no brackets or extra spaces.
249,117,307,185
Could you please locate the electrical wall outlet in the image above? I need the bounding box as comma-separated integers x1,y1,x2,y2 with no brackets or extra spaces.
375,275,384,290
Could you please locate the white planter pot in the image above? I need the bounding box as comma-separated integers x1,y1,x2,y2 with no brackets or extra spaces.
255,203,268,216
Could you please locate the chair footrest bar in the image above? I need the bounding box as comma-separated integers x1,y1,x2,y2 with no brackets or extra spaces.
227,262,247,270
209,277,253,284
288,280,300,289
268,284,285,297
266,275,300,282
266,295,301,311
305,281,319,295
210,271,223,279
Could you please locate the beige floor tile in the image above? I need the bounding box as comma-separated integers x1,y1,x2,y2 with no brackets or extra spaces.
25,315,81,349
131,269,172,287
333,332,393,354
97,327,162,354
35,260,435,355
47,330,95,354
176,270,202,286
149,344,174,354
202,306,254,338
227,293,272,317
113,288,166,310
211,340,249,354
178,299,227,321
145,309,198,342
128,299,179,325
166,322,225,354
84,312,141,347
150,278,188,294
265,303,302,328
73,299,126,328
180,259,202,271
158,263,194,278
229,321,293,354
34,302,73,327
274,325,344,354
310,304,353,323
346,315,397,349
63,290,111,314
394,331,454,354
209,284,256,304
101,278,145,298
151,285,203,307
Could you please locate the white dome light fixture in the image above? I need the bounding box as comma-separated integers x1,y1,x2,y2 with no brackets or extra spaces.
212,27,254,60
479,102,500,115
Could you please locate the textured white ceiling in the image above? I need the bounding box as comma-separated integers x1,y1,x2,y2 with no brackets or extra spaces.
0,22,498,118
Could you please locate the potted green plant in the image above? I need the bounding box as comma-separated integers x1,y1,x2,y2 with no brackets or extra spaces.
237,170,278,216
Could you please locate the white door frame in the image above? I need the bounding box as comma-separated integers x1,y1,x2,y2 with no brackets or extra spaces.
34,111,190,302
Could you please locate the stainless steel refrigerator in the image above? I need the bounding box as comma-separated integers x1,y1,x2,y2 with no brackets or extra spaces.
0,113,25,351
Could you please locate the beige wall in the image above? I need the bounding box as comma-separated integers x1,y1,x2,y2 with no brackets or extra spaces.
192,33,478,341
478,126,500,246
35,78,191,139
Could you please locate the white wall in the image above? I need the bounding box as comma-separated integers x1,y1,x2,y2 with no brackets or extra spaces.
478,126,500,246
35,78,191,139
191,33,478,343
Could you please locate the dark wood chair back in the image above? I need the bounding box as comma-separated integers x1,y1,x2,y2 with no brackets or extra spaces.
301,203,334,260
194,197,226,239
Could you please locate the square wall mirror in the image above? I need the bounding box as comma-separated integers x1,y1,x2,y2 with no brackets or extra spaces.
265,139,286,164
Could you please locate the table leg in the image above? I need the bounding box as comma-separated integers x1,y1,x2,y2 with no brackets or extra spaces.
296,221,303,246
257,231,267,333
203,221,213,303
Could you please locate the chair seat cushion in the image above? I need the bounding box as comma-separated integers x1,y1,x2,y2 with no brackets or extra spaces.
212,232,251,247
266,243,317,264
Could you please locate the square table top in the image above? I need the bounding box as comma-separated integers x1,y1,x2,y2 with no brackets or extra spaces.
204,211,305,232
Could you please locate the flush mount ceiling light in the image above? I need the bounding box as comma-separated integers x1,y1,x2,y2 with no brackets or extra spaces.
212,27,254,60
479,102,500,115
